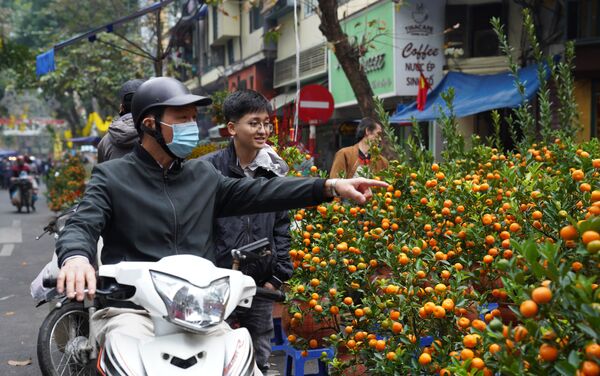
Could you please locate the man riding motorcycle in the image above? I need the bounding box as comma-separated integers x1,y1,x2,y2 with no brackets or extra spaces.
54,77,387,366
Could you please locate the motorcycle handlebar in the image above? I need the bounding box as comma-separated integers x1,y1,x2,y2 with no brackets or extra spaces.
44,279,285,302
42,278,57,289
255,287,286,302
42,277,135,299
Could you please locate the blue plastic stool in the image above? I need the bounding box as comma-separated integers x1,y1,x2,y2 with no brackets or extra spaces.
283,346,334,376
419,336,434,347
271,317,289,352
479,303,499,321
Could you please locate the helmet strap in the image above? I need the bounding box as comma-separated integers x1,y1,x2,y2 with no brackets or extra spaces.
141,115,180,160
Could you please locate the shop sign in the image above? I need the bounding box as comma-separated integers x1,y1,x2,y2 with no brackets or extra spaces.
329,0,395,107
395,0,444,95
329,0,444,106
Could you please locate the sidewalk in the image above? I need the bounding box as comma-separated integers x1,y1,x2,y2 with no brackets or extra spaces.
266,352,286,375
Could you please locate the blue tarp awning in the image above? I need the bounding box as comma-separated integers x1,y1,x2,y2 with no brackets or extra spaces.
0,150,18,158
69,136,101,144
390,64,542,123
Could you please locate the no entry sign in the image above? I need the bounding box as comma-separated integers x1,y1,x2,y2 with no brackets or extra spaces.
297,84,335,125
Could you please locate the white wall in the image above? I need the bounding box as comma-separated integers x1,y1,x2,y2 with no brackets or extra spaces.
276,0,380,61
276,12,324,60
238,4,266,60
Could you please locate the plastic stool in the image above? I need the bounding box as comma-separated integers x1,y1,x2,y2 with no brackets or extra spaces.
479,303,499,321
271,317,289,352
284,346,334,376
419,336,434,347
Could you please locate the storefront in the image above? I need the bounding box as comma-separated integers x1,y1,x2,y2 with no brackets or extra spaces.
226,63,275,98
328,0,445,116
321,0,445,165
594,81,600,139
574,41,600,141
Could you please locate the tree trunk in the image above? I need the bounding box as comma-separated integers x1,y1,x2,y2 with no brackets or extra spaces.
155,8,164,76
318,0,377,120
54,99,82,137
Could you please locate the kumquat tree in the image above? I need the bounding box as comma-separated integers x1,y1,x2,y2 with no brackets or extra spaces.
280,11,600,376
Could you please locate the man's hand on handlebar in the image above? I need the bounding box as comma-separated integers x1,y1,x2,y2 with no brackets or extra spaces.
56,257,96,301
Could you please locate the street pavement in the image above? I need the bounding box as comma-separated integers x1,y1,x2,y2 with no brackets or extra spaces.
0,184,295,375
0,185,56,375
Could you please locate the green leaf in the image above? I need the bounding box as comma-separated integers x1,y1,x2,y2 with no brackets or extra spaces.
554,361,577,376
576,323,599,341
567,350,581,367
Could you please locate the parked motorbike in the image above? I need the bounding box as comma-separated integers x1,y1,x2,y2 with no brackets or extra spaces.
35,238,284,376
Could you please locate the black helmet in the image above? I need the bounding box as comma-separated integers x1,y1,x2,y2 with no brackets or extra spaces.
131,77,212,128
119,79,146,104
119,79,146,115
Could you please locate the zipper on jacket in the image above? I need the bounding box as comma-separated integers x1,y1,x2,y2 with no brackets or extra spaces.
246,216,251,244
163,171,179,254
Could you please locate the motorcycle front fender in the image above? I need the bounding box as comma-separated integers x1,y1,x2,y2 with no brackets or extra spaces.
135,327,259,376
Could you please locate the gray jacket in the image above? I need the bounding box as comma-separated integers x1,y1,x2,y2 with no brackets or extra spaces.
202,142,293,288
97,113,138,163
56,144,327,268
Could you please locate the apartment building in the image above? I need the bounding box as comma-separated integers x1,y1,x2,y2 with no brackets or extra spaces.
569,0,600,140
171,0,599,165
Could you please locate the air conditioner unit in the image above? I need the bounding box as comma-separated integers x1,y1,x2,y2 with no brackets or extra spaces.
473,29,499,57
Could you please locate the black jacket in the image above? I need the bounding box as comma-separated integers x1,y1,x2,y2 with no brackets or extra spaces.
202,142,293,288
56,144,327,268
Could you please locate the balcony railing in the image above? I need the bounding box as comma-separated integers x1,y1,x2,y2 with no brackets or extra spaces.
263,0,298,20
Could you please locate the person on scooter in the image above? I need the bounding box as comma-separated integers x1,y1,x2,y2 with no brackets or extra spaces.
97,78,146,163
202,89,290,373
54,76,387,358
9,156,30,201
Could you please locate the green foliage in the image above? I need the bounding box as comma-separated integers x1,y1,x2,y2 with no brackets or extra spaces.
406,117,433,168
491,110,502,150
524,8,553,144
489,9,581,149
1,0,155,133
491,16,535,149
438,87,465,162
207,89,231,125
45,153,87,212
0,37,32,72
375,96,405,162
264,29,281,45
553,41,580,140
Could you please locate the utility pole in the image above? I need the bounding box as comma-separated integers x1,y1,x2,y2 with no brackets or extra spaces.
155,1,164,76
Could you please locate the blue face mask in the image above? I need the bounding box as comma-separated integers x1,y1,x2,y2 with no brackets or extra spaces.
161,121,199,158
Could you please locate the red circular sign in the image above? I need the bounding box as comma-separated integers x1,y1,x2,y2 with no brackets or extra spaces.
297,84,335,124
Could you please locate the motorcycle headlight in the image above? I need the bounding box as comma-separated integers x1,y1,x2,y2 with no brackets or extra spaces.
150,271,230,332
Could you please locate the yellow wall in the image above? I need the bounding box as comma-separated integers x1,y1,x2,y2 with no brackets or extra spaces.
574,79,592,142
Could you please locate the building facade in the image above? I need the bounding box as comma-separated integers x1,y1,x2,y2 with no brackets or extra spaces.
171,0,598,167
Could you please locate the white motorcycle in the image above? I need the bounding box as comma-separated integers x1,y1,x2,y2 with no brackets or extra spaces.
36,238,284,376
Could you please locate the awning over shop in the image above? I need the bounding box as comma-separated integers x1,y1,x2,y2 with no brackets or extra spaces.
390,64,542,123
270,93,296,110
0,150,18,158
